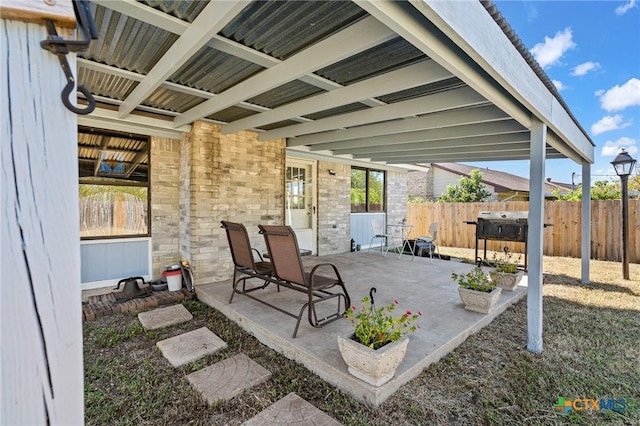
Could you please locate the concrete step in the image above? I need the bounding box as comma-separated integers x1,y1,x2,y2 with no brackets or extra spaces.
137,303,193,330
186,353,271,404
242,392,342,426
156,327,227,367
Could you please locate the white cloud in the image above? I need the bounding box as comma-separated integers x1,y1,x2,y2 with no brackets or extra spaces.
601,137,638,156
552,80,566,91
591,115,632,135
598,78,640,111
571,62,601,76
615,0,637,15
530,28,576,69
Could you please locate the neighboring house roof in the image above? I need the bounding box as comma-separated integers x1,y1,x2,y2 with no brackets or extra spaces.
431,163,568,194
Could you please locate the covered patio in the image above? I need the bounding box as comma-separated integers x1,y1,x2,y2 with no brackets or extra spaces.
3,0,594,423
196,251,527,406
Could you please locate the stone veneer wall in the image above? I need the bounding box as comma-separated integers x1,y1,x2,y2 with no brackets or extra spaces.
182,122,285,284
150,136,182,278
149,128,406,284
386,170,408,226
317,161,351,255
406,169,434,200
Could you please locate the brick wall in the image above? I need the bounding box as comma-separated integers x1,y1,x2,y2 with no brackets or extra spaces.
386,170,408,225
182,122,285,284
317,161,351,255
150,126,407,285
150,136,181,278
406,169,434,200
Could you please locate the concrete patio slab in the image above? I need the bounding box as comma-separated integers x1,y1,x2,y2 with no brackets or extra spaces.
196,251,527,407
156,327,227,367
242,392,342,426
137,303,192,330
186,353,271,404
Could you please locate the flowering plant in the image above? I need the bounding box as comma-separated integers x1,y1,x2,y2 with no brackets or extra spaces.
491,248,521,274
345,290,420,350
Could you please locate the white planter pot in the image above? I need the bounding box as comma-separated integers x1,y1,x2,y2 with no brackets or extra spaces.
491,271,524,291
458,287,502,314
337,335,409,387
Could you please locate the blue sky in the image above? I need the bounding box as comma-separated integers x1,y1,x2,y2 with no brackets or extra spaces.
465,0,640,186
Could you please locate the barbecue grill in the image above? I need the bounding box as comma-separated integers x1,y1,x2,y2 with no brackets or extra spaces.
465,211,531,270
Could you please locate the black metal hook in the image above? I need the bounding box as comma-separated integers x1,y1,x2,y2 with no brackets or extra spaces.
40,0,98,115
369,287,377,309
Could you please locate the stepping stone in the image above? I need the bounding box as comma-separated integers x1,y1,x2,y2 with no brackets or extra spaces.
138,304,192,330
187,353,271,404
242,393,342,426
156,327,227,367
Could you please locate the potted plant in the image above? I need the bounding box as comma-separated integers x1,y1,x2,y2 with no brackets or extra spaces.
489,248,524,291
451,262,501,314
338,288,420,386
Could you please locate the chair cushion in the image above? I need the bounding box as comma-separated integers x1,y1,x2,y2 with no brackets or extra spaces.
254,261,274,275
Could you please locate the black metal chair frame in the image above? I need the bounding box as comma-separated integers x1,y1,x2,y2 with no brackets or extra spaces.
258,225,351,338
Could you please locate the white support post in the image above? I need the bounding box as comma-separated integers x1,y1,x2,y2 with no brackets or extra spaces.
1,3,84,424
581,162,591,284
527,119,546,353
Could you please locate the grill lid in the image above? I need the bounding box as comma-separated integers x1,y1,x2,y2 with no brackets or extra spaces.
477,211,528,222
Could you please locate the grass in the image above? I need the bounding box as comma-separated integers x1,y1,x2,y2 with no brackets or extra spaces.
84,249,640,425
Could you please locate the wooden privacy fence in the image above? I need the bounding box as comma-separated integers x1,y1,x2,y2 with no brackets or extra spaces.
406,200,640,263
80,193,147,236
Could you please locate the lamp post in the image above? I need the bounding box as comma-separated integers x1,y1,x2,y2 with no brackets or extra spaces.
611,148,637,280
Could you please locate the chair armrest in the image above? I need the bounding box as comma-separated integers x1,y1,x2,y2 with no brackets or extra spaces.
251,247,265,262
309,263,343,282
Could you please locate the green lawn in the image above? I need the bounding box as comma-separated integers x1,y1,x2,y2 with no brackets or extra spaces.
84,250,639,425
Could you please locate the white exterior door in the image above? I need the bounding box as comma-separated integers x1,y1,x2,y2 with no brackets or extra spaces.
285,159,316,253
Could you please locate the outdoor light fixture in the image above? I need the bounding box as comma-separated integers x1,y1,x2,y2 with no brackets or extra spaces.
328,169,336,176
611,148,637,280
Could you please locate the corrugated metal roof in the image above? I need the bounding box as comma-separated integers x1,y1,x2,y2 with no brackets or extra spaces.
220,1,367,60
73,0,593,168
84,4,178,74
78,68,137,100
247,80,325,109
142,0,208,22
171,46,265,94
145,87,206,113
316,37,427,85
207,106,260,124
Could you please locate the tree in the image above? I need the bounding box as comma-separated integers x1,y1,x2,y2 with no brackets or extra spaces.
552,180,621,201
629,174,640,193
438,169,492,202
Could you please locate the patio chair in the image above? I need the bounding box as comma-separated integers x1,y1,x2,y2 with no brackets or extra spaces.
417,222,440,263
258,224,351,338
221,221,275,304
369,218,392,255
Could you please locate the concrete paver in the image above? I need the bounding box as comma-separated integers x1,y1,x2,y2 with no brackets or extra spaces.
187,353,271,404
138,303,192,330
242,393,342,426
156,327,227,367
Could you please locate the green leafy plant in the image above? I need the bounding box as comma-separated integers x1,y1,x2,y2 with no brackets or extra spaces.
451,267,495,292
345,292,420,350
491,249,521,274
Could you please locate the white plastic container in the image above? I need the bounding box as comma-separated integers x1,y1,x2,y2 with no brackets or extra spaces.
163,269,182,291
